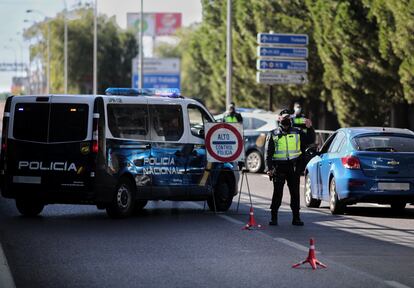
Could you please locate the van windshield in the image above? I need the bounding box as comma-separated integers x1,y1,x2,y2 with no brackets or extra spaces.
13,103,89,142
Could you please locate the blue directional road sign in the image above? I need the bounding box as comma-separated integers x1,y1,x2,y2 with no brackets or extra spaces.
132,74,180,89
256,59,308,72
257,33,308,46
257,46,308,59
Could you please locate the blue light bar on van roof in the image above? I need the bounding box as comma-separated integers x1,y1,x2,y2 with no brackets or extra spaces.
105,88,182,98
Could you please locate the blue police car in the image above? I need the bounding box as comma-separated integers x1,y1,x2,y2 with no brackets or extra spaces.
0,88,239,218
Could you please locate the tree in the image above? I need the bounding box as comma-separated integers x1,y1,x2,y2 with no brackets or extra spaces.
24,6,137,94
305,0,399,127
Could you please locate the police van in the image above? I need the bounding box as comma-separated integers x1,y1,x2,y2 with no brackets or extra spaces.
0,88,239,218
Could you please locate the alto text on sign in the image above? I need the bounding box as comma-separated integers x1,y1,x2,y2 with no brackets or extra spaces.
205,123,244,163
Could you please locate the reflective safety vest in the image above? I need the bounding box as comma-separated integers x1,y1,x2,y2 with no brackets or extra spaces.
293,117,306,125
293,117,307,133
224,115,238,123
272,132,302,160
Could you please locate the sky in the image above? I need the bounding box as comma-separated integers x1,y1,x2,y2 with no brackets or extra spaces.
0,0,203,92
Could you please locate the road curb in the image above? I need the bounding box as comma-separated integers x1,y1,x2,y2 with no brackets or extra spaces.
0,242,15,288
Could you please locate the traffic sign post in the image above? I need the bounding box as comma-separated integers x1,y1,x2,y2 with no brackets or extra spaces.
257,47,308,59
256,32,309,107
257,72,308,85
205,123,245,163
132,58,180,89
257,59,308,72
257,33,308,46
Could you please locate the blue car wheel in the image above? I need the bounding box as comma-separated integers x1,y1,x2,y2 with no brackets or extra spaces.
329,177,345,215
304,174,321,208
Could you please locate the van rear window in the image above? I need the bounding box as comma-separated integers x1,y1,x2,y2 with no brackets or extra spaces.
13,103,89,142
49,104,89,142
14,103,49,142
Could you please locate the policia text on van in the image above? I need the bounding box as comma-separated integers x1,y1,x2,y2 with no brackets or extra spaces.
0,88,239,218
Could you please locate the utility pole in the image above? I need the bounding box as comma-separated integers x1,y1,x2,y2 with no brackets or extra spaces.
93,0,97,95
225,0,232,108
63,0,68,94
139,0,144,89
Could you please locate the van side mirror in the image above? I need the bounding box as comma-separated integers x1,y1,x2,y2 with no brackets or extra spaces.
198,128,205,138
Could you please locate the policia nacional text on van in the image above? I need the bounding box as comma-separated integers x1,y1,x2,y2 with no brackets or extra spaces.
0,88,239,218
266,110,315,226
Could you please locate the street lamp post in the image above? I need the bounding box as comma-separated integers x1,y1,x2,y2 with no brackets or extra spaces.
9,38,23,74
26,9,50,95
63,0,68,94
139,0,144,89
226,0,232,108
93,0,97,95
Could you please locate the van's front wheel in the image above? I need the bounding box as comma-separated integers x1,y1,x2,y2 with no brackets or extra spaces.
207,178,233,212
106,178,135,218
16,198,44,217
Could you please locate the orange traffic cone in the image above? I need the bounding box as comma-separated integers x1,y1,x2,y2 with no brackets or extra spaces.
292,238,327,270
242,207,262,230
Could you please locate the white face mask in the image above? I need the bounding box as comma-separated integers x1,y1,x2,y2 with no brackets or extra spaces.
294,107,302,115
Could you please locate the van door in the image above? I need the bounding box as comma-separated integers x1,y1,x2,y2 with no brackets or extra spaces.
148,103,187,198
184,104,213,196
105,99,152,199
8,96,93,197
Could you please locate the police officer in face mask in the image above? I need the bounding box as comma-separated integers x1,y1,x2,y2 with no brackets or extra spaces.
292,102,308,132
266,109,315,226
223,102,243,123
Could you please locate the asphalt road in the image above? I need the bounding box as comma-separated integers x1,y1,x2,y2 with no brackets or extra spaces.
0,173,413,288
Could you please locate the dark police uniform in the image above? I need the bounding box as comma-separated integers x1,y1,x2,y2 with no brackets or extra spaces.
266,125,315,225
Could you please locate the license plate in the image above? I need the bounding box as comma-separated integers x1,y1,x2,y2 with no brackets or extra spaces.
378,182,410,191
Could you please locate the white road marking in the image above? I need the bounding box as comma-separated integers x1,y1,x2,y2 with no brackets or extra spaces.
385,281,412,288
218,214,244,225
0,243,15,288
273,237,310,253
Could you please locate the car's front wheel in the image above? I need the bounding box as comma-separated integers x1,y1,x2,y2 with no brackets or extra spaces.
106,178,135,218
245,150,263,173
207,177,233,212
304,174,321,208
329,177,345,215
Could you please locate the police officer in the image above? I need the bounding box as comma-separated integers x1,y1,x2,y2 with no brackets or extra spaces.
291,102,315,174
291,102,308,132
266,109,315,226
223,102,243,123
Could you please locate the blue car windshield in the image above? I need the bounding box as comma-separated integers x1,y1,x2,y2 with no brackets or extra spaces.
353,135,414,152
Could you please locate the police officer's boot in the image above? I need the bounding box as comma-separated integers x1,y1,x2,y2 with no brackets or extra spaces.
269,211,278,226
292,213,304,226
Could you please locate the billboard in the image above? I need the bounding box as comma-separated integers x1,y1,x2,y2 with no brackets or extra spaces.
127,13,156,37
127,13,181,37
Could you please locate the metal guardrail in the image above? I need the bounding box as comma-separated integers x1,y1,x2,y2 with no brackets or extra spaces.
314,129,335,148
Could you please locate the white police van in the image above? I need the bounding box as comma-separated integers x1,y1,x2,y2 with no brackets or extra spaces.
0,88,239,218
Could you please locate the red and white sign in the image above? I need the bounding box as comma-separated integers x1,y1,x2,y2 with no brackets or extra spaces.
205,123,245,163
155,13,182,36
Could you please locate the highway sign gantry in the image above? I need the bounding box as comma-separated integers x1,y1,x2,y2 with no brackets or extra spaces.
257,59,308,72
257,47,308,59
257,33,308,46
256,72,308,85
